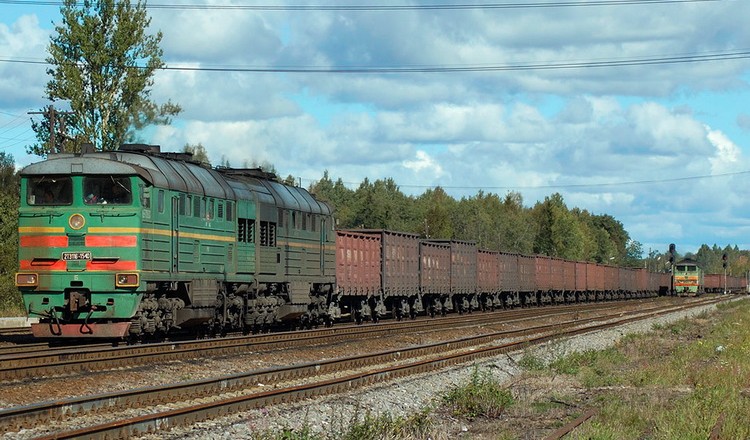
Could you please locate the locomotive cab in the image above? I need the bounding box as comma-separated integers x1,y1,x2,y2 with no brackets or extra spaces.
17,160,144,338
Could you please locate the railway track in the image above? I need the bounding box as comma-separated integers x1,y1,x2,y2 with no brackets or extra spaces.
0,298,669,381
0,326,32,336
0,296,728,439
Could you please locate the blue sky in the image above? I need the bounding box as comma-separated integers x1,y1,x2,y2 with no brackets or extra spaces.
1,0,750,257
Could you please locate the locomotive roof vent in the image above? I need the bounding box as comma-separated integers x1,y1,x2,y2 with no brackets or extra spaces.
216,167,278,181
118,143,161,154
158,152,196,162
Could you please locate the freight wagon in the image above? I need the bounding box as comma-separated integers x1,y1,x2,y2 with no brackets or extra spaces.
334,229,668,320
704,273,747,293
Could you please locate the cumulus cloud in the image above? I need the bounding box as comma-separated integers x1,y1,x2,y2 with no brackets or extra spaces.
707,127,741,174
402,150,445,178
0,15,49,108
2,1,750,253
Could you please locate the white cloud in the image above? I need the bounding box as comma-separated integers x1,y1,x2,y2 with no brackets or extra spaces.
707,127,741,174
0,14,49,107
402,150,445,178
154,9,281,64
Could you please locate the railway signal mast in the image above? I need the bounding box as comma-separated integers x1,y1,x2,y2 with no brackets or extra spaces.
722,253,728,294
668,243,676,296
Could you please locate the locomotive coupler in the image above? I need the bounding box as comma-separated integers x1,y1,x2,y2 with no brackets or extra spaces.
67,290,89,313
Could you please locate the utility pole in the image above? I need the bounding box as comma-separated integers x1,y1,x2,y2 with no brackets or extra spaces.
28,105,74,153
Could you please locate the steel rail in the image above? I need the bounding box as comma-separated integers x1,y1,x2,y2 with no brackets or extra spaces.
709,412,725,440
544,408,599,439
0,342,50,356
0,326,32,336
0,297,727,435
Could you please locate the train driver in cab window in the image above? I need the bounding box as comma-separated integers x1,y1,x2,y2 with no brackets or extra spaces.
110,182,131,204
29,177,72,206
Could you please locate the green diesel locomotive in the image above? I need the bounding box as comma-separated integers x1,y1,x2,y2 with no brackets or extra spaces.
672,258,703,296
16,145,337,338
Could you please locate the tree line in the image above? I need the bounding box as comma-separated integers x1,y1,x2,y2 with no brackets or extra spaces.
309,172,640,265
308,171,750,279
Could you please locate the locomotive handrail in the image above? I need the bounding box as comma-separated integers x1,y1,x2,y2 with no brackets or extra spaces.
19,212,63,217
87,212,137,217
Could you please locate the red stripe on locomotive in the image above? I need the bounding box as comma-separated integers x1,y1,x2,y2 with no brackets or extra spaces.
20,259,67,270
20,236,68,247
85,235,138,247
86,260,137,271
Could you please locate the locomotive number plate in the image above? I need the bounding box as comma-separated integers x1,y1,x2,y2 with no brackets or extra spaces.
62,251,92,261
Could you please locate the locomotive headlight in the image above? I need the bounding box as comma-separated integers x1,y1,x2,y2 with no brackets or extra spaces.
15,273,39,287
69,213,85,230
115,273,139,287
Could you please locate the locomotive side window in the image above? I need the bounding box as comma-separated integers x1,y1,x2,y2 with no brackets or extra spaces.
179,194,187,215
192,196,200,217
28,176,73,206
226,202,234,221
157,190,165,213
83,176,132,205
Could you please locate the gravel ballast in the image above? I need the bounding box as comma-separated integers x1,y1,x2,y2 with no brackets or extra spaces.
143,299,735,440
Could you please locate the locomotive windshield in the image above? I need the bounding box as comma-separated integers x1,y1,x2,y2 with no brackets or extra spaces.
27,176,73,206
83,176,132,205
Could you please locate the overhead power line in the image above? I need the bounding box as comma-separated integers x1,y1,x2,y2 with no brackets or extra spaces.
311,169,750,191
0,0,728,11
1,48,749,73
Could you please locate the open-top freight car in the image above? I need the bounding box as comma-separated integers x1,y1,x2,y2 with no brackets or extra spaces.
334,229,667,320
335,229,421,322
704,273,746,293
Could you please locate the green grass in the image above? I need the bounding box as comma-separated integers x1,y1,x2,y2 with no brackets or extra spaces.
0,283,24,317
442,367,514,419
548,299,750,439
517,353,546,371
336,410,434,440
549,347,627,387
247,408,435,440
